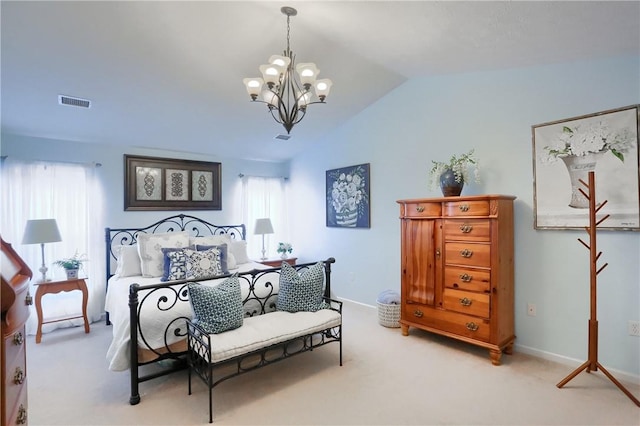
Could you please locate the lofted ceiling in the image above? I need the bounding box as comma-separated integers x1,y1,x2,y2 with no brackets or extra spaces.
1,1,638,162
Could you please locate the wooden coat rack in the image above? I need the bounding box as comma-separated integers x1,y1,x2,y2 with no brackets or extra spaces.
556,171,640,406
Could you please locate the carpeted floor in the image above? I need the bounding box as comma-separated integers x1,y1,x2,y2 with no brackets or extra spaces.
27,301,640,425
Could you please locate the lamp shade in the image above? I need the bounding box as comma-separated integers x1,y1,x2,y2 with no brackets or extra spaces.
21,219,62,244
254,218,274,235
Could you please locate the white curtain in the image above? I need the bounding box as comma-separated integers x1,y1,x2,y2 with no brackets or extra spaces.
0,158,106,336
241,176,289,260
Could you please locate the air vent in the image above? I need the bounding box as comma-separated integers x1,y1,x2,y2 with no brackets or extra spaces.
274,134,291,141
58,95,91,108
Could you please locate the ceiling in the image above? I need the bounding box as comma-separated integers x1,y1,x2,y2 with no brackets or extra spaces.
2,1,638,162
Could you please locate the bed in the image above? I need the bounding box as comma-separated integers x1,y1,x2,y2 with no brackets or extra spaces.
103,214,335,404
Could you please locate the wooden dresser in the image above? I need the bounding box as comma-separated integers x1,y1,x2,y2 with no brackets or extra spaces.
397,195,515,365
1,237,32,425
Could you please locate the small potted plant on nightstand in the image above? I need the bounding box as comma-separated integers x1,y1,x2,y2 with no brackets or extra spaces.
277,242,293,259
54,252,87,279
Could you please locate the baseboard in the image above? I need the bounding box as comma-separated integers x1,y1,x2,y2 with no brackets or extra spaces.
337,299,640,386
515,343,640,387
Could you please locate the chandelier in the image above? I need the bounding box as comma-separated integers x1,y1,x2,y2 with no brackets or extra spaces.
243,6,332,134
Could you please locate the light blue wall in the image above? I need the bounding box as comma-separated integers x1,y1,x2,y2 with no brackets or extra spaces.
288,55,640,377
0,134,288,231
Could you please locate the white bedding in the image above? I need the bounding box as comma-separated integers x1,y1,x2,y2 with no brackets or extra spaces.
105,261,273,371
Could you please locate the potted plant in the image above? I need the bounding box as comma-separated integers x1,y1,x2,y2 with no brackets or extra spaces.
276,242,293,259
429,149,480,196
54,252,87,279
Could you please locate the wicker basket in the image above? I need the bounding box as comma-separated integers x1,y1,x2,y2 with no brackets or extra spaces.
377,301,401,328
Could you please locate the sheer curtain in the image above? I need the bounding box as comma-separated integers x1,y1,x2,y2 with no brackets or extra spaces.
0,158,106,336
241,176,289,260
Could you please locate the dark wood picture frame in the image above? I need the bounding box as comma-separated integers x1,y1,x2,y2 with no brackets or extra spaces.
326,163,371,228
124,155,221,211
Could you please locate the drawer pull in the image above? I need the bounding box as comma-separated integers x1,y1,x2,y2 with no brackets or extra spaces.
25,291,33,306
459,297,472,306
16,405,27,425
459,273,472,282
465,322,479,331
14,367,25,385
416,205,425,213
460,249,473,258
13,332,24,346
459,224,473,233
459,204,470,212
413,310,424,318
435,248,441,257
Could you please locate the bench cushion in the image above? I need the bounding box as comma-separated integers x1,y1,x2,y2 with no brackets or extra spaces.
206,309,341,363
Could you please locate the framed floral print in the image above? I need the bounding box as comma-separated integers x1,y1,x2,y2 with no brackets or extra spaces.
124,155,221,211
532,105,639,230
326,163,370,228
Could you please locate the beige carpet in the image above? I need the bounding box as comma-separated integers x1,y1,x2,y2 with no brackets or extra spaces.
27,301,640,425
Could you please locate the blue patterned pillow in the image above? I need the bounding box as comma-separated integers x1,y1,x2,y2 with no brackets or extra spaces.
187,275,243,334
184,247,223,279
276,262,326,312
160,247,189,281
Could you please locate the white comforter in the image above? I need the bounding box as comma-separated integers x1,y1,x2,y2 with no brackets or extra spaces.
105,261,272,371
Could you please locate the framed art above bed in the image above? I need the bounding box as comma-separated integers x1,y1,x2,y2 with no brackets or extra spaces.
124,155,222,211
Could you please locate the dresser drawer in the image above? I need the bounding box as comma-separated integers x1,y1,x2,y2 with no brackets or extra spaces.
443,219,490,242
443,200,489,217
443,288,490,318
444,266,490,293
5,383,28,426
4,327,26,369
444,242,491,267
403,304,490,342
400,201,441,218
4,351,26,425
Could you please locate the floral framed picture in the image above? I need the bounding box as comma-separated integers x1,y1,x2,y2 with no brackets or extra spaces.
532,105,639,230
124,155,221,211
326,163,371,228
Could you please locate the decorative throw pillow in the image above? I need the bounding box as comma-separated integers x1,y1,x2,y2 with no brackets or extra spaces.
190,234,232,247
137,231,190,277
184,247,223,279
114,245,141,277
276,262,326,313
226,252,238,271
194,244,229,274
228,240,250,264
187,275,243,334
161,248,188,282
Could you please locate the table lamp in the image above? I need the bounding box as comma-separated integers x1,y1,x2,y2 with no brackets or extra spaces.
22,218,62,282
254,218,274,260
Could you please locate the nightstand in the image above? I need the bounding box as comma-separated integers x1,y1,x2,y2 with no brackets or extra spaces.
259,257,297,267
34,277,90,343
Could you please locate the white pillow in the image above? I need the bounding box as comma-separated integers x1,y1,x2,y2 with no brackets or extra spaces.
226,252,238,270
229,240,250,264
114,245,141,277
137,231,190,277
189,234,232,247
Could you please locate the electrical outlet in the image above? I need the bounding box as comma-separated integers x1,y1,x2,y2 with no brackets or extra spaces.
628,321,640,337
527,303,536,317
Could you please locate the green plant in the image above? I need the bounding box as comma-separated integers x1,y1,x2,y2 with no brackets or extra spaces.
429,149,480,189
53,252,87,270
277,242,293,254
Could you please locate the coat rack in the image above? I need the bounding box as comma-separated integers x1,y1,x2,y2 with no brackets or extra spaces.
556,171,640,406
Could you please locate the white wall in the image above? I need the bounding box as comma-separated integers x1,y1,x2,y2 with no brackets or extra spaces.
288,55,640,378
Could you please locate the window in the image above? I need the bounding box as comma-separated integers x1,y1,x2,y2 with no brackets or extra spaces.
0,158,105,335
